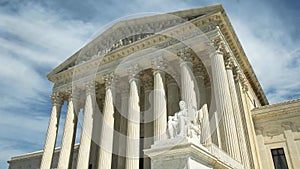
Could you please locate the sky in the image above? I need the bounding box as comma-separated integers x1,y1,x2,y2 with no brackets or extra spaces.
0,0,299,168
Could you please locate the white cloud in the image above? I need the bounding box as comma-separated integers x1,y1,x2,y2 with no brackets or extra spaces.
0,3,96,66
231,5,300,103
0,3,97,169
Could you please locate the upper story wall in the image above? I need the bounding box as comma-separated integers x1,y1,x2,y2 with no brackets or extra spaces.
252,99,300,169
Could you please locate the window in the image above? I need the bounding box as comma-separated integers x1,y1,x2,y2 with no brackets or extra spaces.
271,148,289,169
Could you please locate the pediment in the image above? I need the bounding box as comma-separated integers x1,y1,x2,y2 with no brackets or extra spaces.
47,4,223,79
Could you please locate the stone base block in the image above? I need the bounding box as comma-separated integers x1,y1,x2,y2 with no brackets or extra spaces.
144,137,242,169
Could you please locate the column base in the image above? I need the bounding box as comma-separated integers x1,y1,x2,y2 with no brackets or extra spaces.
144,137,243,169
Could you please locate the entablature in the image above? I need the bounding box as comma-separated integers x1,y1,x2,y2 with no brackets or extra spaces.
47,5,269,105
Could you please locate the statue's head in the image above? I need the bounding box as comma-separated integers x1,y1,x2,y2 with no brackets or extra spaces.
179,100,186,110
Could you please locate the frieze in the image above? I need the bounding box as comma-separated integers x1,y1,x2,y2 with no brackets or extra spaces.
255,121,299,137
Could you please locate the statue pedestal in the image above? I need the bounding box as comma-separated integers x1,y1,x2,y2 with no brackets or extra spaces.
144,137,243,169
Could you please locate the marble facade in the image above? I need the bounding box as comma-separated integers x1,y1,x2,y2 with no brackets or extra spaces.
8,4,300,169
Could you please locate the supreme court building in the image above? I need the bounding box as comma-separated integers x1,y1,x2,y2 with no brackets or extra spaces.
8,4,300,169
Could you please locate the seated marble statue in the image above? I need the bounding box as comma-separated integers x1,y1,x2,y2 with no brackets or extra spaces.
167,100,203,138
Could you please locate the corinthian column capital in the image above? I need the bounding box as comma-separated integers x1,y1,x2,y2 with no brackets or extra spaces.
224,53,234,70
103,73,114,90
64,89,81,113
177,47,192,63
127,64,140,81
50,92,63,106
233,66,249,92
85,81,95,96
151,57,167,71
233,66,242,81
211,37,226,54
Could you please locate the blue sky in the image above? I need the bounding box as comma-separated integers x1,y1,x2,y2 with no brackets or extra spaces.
0,0,299,168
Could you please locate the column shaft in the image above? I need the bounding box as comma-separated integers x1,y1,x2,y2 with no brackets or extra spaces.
98,84,115,169
125,78,140,169
153,70,167,141
210,51,241,161
76,88,94,169
227,66,250,168
57,97,78,169
180,61,197,112
40,94,62,169
195,75,206,109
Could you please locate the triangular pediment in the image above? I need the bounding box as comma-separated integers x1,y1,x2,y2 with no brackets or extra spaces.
47,4,223,79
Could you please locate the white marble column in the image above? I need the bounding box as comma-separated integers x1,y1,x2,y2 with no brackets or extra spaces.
57,93,79,169
126,67,140,169
152,59,167,141
40,93,63,169
210,39,241,161
76,83,95,169
117,87,129,169
178,48,197,118
97,75,115,169
194,66,207,109
226,60,250,168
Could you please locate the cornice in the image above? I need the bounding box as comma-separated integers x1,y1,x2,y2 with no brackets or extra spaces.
9,144,80,162
252,99,300,120
254,98,300,110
